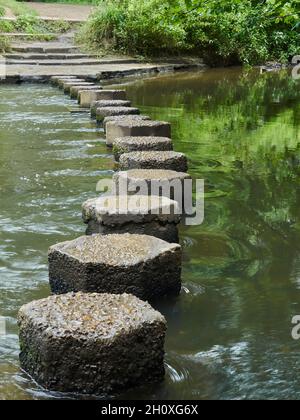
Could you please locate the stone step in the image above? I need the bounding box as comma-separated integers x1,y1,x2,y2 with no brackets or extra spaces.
103,115,151,133
80,89,127,108
113,137,173,160
118,150,188,172
96,106,140,122
5,53,98,60
18,292,167,395
113,169,191,201
11,45,79,54
106,120,172,146
82,195,181,242
91,99,131,117
48,233,182,300
6,58,141,66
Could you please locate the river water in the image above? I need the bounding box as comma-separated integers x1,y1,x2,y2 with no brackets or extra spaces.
0,67,300,400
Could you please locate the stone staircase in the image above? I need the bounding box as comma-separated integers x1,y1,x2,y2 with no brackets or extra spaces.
2,33,205,82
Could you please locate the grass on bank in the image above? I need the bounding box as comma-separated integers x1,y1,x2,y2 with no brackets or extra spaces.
0,0,37,16
79,0,300,66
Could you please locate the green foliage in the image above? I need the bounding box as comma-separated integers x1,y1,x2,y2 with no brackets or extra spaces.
81,0,300,65
0,35,10,51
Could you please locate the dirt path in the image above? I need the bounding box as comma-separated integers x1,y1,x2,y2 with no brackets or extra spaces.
26,2,94,21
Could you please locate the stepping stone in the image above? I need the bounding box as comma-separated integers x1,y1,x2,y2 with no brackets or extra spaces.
106,120,171,146
80,90,127,108
82,195,181,242
103,115,151,132
119,151,188,172
113,169,191,200
63,82,95,94
50,75,77,85
70,85,102,100
113,136,173,160
58,78,86,88
96,107,140,123
91,100,132,118
18,292,166,394
48,233,182,300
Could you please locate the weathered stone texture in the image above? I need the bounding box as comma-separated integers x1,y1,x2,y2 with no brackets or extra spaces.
48,233,182,300
18,292,166,394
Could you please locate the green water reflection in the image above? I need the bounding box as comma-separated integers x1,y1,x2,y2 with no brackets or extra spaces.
1,67,300,399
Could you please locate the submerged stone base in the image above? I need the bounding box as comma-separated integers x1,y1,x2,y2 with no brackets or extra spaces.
82,195,180,243
106,120,171,146
119,151,188,171
18,292,166,395
48,233,182,300
96,107,140,122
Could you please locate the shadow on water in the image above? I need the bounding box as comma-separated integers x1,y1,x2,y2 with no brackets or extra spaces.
1,66,300,399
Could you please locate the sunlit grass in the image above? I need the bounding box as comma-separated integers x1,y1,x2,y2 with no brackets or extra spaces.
0,0,37,16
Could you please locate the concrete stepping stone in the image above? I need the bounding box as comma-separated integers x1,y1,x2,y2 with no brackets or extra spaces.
50,75,78,85
119,151,188,172
58,78,86,88
70,85,102,100
82,195,181,242
80,90,127,108
63,81,95,94
113,136,173,160
103,115,151,132
48,233,182,299
96,107,140,123
91,100,132,118
113,169,191,200
18,292,166,394
106,120,171,146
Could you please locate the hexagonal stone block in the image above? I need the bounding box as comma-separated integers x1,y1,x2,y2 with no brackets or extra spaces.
59,78,86,88
113,169,191,200
82,195,181,242
51,76,78,86
96,107,140,123
119,151,188,172
106,120,171,146
113,136,173,161
80,90,127,108
48,233,182,299
69,85,100,100
91,100,132,118
18,292,166,394
63,82,95,94
103,115,151,132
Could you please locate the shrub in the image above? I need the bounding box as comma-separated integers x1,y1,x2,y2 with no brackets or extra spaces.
81,0,300,65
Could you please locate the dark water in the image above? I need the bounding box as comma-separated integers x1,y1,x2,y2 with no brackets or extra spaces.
1,67,300,400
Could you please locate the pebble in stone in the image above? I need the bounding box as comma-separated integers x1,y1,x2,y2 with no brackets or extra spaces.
119,151,188,172
80,90,127,108
113,169,191,200
106,120,171,146
113,136,173,161
48,233,182,300
96,107,140,122
103,115,151,132
18,292,166,394
91,100,132,118
82,195,181,242
63,82,95,94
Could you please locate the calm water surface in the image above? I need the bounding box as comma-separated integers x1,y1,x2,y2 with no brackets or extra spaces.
0,67,300,400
